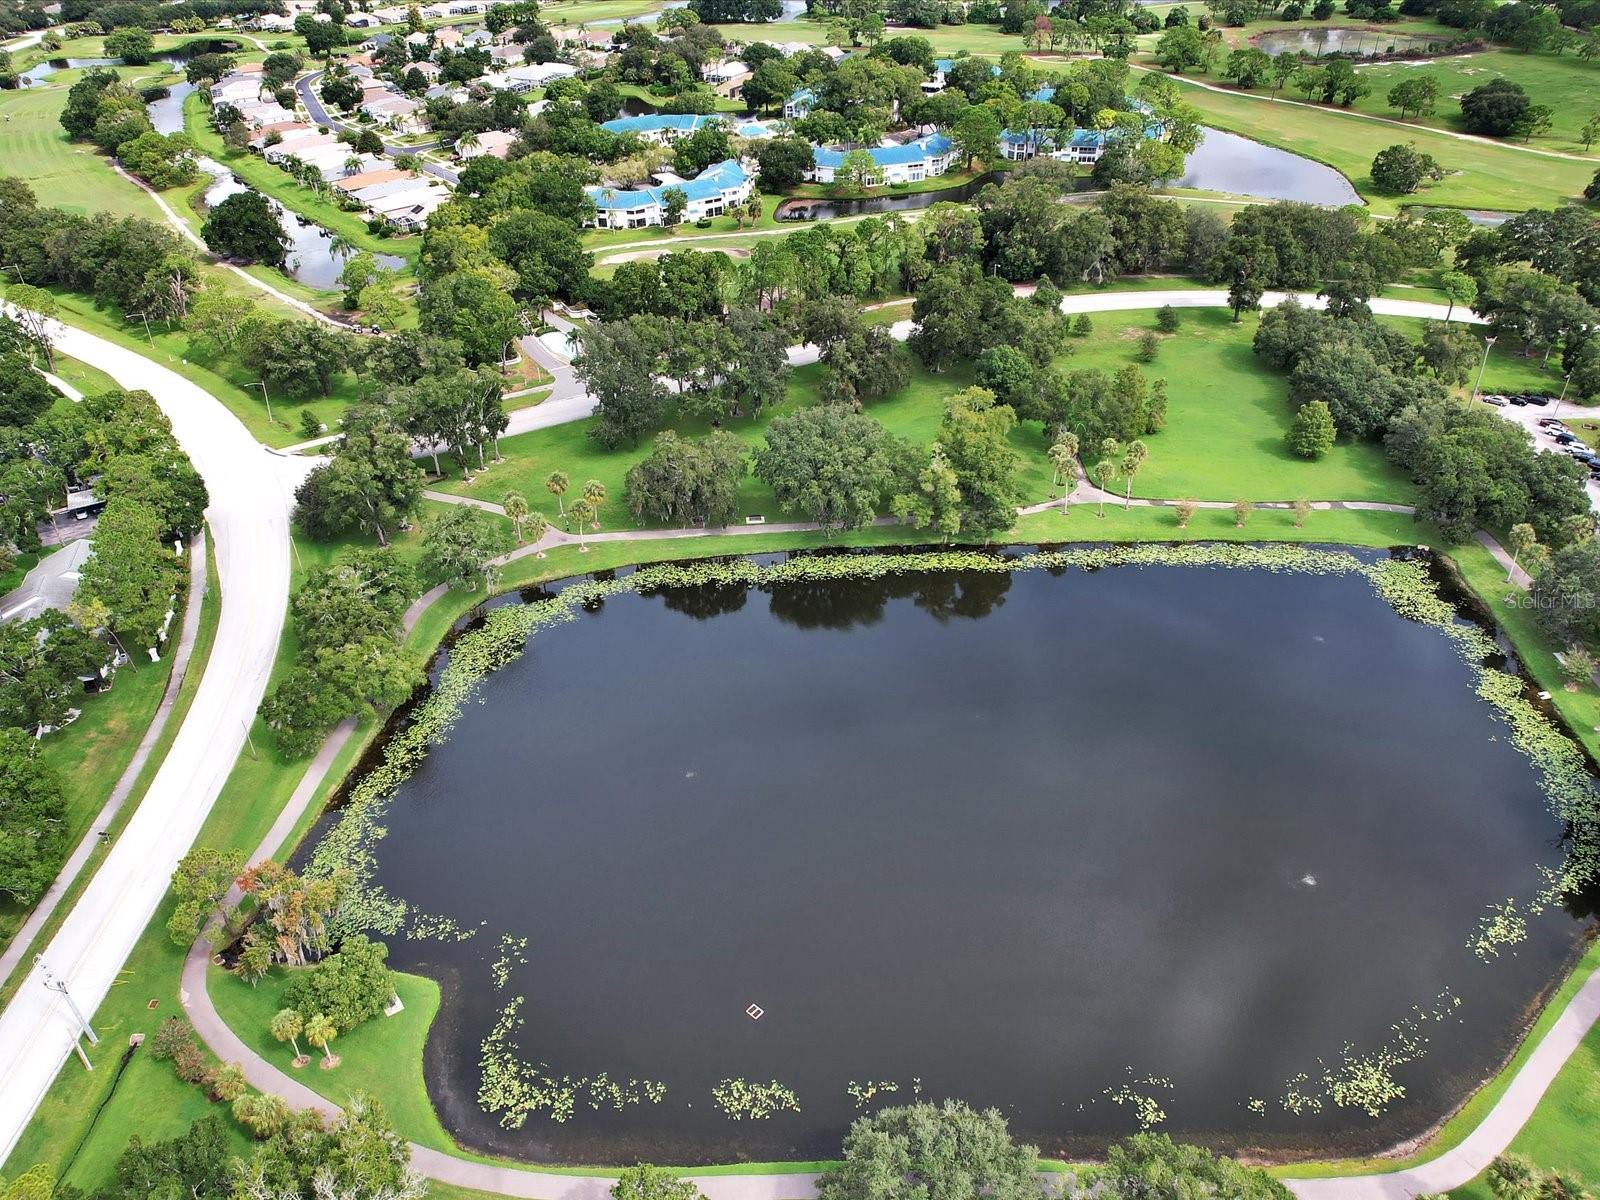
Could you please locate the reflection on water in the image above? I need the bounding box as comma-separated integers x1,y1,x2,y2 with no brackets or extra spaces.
201,164,405,291
325,555,1591,1166
1253,26,1450,56
1179,127,1360,205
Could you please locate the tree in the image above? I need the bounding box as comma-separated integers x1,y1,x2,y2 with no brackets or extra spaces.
420,505,508,591
1049,433,1079,512
304,1013,338,1067
612,1165,705,1200
233,1092,291,1140
952,104,1002,169
1175,499,1197,528
937,388,1022,536
662,186,688,228
892,444,964,541
94,1115,231,1200
1156,305,1180,333
1137,331,1160,362
0,729,67,904
1460,79,1530,136
753,406,902,531
282,935,396,1034
1287,399,1337,459
1233,498,1251,526
818,1102,1040,1200
5,286,58,369
166,846,245,946
1103,1134,1291,1200
625,431,748,528
1119,438,1148,508
201,191,287,266
78,498,179,651
503,493,531,542
1370,142,1442,194
105,26,154,63
546,470,570,517
576,319,671,450
567,497,593,549
1506,522,1539,581
185,287,253,355
1562,645,1597,691
419,268,522,367
1530,538,1600,647
293,407,423,546
1387,75,1439,119
1440,271,1477,322
756,137,816,191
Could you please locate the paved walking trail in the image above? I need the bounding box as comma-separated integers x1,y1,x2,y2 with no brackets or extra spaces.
0,533,209,988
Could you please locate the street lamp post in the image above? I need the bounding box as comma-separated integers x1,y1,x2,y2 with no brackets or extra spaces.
249,380,274,423
36,956,99,1071
1472,333,1497,403
127,311,155,347
1553,371,1572,421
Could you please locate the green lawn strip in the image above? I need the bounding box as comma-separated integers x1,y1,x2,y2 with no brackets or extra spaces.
0,531,223,1005
181,91,422,265
1151,71,1596,215
8,284,363,448
613,81,746,114
582,191,790,249
47,351,123,398
1351,50,1600,159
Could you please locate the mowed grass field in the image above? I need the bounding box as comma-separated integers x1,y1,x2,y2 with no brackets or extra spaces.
1149,70,1597,213
0,83,166,219
1354,50,1600,157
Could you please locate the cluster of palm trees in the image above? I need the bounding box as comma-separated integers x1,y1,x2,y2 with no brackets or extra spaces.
543,470,609,549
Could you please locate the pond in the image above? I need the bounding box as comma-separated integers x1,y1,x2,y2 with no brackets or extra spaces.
146,79,195,134
199,163,405,291
309,548,1594,1167
20,39,237,85
1252,26,1450,57
1178,127,1360,205
774,171,1008,220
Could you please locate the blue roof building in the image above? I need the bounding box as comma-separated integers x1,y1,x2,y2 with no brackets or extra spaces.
585,159,754,229
599,113,718,142
784,86,816,119
806,133,957,185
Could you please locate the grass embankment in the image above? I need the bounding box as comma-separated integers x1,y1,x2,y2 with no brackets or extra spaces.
1353,50,1600,160
0,84,167,219
1154,70,1597,214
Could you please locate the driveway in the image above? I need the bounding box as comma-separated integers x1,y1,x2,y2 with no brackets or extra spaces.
0,309,308,1165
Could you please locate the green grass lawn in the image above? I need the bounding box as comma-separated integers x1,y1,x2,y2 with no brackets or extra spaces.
48,351,122,398
1151,69,1597,214
0,84,167,220
1353,50,1600,159
1059,307,1415,501
209,965,457,1151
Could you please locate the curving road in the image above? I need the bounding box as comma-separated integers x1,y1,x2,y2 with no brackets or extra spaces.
0,310,309,1166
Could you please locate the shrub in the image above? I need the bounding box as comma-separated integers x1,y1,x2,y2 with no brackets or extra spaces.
1287,400,1337,459
1156,305,1180,332
173,1041,208,1084
148,1016,195,1061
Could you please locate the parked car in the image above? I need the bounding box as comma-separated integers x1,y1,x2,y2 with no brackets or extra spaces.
1553,432,1577,445
1537,417,1567,429
1508,396,1530,406
1523,394,1551,407
1481,394,1508,407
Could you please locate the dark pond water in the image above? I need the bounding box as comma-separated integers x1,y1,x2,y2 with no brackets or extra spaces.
1252,26,1450,56
200,167,405,291
333,554,1587,1166
775,171,1008,220
1178,127,1360,205
146,79,195,134
20,39,236,85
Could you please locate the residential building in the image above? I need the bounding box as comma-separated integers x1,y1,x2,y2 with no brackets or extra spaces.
0,539,91,624
923,56,998,93
783,86,815,120
584,159,753,229
806,132,956,185
335,166,415,192
598,112,719,143
456,129,517,159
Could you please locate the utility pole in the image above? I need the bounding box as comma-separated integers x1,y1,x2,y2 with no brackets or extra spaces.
1,263,26,284
36,957,99,1071
128,311,155,346
1553,371,1572,420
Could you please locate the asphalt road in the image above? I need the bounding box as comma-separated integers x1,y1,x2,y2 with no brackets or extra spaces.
294,71,460,185
0,309,310,1166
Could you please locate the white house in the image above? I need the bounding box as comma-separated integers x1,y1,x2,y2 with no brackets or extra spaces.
584,159,753,230
456,129,517,159
783,86,815,120
806,132,956,185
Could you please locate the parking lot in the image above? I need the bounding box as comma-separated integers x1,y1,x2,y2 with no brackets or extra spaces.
1479,391,1600,515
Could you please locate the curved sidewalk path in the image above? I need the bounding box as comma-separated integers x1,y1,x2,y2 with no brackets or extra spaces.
0,310,308,1166
184,476,1588,1200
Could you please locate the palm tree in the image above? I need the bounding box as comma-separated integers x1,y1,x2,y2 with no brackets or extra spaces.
305,1013,337,1067
1093,460,1115,518
457,130,481,159
525,507,549,556
328,233,357,261
582,479,606,530
1506,522,1538,581
1120,439,1147,510
270,1008,306,1065
343,154,363,177
568,498,593,551
503,492,529,542
545,470,569,518
1047,432,1078,514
